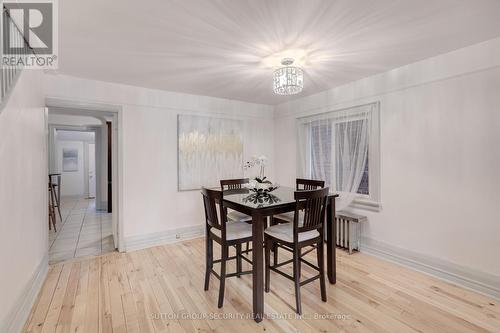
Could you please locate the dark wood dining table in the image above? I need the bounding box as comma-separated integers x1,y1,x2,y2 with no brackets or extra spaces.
223,186,339,322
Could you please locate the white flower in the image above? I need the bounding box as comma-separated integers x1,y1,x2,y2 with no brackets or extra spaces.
243,155,268,179
257,155,268,166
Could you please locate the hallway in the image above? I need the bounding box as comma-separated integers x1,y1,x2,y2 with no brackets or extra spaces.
49,197,115,263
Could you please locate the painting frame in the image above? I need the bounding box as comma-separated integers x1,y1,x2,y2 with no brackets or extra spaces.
177,114,244,191
62,148,79,172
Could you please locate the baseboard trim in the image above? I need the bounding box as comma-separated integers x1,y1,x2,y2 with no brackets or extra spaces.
125,225,205,252
360,237,500,300
1,253,49,333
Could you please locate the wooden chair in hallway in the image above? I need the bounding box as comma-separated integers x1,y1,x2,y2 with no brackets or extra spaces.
264,187,329,314
201,187,253,308
48,183,57,232
49,173,62,221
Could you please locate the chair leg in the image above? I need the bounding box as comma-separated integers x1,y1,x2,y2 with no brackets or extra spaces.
270,217,279,265
293,248,302,315
270,215,276,227
52,209,57,231
56,205,63,222
236,243,242,278
54,189,63,221
317,241,327,302
265,237,271,293
49,185,56,219
49,189,57,232
48,205,53,230
49,207,57,232
204,236,213,291
218,245,228,308
298,248,302,278
273,243,279,266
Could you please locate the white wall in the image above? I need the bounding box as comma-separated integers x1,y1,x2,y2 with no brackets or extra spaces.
44,75,275,243
0,70,47,332
274,38,500,279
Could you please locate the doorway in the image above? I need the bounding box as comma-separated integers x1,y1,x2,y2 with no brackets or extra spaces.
53,130,96,199
47,108,120,263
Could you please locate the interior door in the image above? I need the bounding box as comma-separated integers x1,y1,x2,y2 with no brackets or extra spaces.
88,143,96,198
107,121,112,213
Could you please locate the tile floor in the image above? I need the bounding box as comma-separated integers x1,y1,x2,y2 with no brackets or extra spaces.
49,196,116,264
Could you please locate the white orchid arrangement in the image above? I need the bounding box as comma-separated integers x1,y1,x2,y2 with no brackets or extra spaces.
243,155,268,179
243,155,278,194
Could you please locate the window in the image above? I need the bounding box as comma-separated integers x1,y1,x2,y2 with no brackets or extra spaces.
357,153,369,195
310,122,332,187
298,102,380,208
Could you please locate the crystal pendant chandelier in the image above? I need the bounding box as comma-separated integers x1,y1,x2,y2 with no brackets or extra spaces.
273,58,303,95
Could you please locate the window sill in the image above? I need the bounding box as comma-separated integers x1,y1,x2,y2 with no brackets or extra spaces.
349,197,382,212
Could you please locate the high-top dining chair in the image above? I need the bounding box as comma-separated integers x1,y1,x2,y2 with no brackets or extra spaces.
202,187,253,308
264,187,329,314
220,178,252,222
273,178,325,223
220,178,253,251
271,178,325,264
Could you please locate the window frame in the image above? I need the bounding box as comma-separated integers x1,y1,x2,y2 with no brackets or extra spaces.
298,102,381,211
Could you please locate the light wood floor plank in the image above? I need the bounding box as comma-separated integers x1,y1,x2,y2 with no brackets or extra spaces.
24,265,63,333
69,260,90,333
24,238,500,333
99,256,113,333
121,292,141,333
55,262,81,333
107,253,127,333
125,252,156,333
83,258,100,333
39,263,73,333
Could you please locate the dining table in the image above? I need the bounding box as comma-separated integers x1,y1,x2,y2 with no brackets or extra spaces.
223,186,339,322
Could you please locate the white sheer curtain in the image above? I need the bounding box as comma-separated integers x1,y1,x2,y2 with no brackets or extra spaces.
297,103,375,210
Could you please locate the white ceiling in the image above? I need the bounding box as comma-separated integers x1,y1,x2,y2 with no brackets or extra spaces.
58,0,500,105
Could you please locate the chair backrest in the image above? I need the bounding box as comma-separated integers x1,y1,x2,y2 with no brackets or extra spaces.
201,187,227,237
296,178,325,190
220,178,249,190
294,187,329,237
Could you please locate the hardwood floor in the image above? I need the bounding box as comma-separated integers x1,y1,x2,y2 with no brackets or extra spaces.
24,238,499,333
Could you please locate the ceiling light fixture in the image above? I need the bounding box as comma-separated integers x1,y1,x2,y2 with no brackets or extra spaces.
273,58,303,95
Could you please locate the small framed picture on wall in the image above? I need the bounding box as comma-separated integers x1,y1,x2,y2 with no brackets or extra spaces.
62,148,79,172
